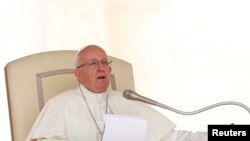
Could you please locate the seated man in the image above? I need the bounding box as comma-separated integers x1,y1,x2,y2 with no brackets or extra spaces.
26,45,207,141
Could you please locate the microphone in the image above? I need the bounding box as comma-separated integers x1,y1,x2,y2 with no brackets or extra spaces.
123,89,159,106
122,89,250,115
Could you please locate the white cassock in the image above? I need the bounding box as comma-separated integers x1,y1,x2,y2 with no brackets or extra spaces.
26,84,207,141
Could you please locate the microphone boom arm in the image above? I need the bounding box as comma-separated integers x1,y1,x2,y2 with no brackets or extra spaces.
156,101,250,115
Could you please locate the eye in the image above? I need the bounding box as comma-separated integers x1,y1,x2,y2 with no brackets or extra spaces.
101,60,109,65
88,60,98,66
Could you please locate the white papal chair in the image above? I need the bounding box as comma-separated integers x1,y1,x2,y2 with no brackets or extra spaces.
4,50,135,141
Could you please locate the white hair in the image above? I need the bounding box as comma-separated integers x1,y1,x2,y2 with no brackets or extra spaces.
74,44,103,67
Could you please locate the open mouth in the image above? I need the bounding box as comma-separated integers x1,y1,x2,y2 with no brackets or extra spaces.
97,76,106,79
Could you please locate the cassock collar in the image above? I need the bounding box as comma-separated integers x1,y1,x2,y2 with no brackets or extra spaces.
79,84,107,102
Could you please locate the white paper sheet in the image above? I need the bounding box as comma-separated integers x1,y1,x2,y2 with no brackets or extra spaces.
102,114,148,141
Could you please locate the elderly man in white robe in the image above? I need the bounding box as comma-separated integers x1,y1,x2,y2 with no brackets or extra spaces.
26,45,207,141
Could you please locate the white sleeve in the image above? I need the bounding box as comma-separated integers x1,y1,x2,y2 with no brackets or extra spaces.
25,99,67,141
167,130,207,141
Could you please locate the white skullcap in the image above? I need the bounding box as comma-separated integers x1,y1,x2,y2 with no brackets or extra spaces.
74,44,102,67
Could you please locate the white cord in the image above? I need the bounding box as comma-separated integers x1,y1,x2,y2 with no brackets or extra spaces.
156,101,250,115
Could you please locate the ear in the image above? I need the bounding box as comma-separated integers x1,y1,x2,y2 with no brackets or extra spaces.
109,65,112,73
73,68,80,81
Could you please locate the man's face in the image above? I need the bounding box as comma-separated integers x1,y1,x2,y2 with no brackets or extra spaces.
74,47,112,93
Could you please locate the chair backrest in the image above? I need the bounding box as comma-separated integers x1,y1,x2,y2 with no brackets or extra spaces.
5,50,135,141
